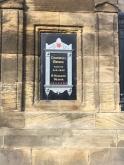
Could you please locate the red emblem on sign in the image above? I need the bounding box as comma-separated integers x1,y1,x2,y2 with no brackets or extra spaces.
56,43,61,48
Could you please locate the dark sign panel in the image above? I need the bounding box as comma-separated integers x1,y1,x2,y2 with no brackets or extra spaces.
50,53,67,85
40,33,77,100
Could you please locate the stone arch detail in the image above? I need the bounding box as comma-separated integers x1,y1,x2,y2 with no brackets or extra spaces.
95,2,119,12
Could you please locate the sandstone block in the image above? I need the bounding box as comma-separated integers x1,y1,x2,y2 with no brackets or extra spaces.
26,31,34,55
83,83,96,106
96,113,124,129
119,0,124,12
83,33,95,56
4,135,63,147
83,56,95,83
24,82,34,106
2,32,18,54
26,0,94,12
98,13,115,31
27,11,59,30
25,113,95,129
99,83,115,103
1,84,17,111
99,32,114,56
60,13,96,30
0,149,31,165
95,0,117,5
90,148,124,165
99,56,115,83
25,55,34,82
0,137,3,148
32,148,89,165
1,54,17,83
117,130,124,147
0,112,25,128
62,130,116,148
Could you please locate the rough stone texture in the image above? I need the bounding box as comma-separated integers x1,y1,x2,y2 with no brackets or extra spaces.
32,148,89,165
119,0,124,12
95,0,118,5
90,148,124,165
0,0,122,165
0,112,25,128
26,0,94,12
0,136,3,148
0,149,31,165
95,2,118,12
25,113,95,129
96,113,124,129
0,8,24,111
0,0,23,9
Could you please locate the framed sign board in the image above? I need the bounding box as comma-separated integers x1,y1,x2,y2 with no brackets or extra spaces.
40,33,77,100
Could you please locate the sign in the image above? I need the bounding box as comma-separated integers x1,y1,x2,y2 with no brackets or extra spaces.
50,53,67,85
40,33,76,100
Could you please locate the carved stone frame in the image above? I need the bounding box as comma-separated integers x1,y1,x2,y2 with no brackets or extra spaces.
34,25,83,111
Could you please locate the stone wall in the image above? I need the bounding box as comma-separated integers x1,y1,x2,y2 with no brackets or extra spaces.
0,0,124,165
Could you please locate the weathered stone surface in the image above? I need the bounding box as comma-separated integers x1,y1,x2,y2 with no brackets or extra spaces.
98,13,116,31
0,128,71,137
119,0,124,12
114,33,119,56
2,10,18,54
95,0,118,5
0,9,23,111
2,32,18,54
99,32,114,56
25,56,34,81
90,148,110,165
60,13,96,30
99,56,115,82
1,84,17,111
4,135,63,147
83,33,95,56
0,149,31,165
0,112,25,128
117,130,124,147
96,113,124,129
0,3,121,165
99,83,118,112
18,10,23,54
62,130,116,148
2,10,23,54
32,148,89,165
25,82,34,106
25,113,95,129
1,54,17,83
0,0,24,9
5,129,116,148
90,148,124,165
82,84,96,110
27,11,59,30
83,56,95,83
0,136,3,147
26,31,34,55
2,10,18,31
26,0,94,12
95,2,118,12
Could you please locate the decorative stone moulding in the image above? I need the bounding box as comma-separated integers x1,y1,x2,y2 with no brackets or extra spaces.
95,2,118,12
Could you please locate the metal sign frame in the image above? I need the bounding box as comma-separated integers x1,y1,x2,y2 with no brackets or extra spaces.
44,38,73,96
